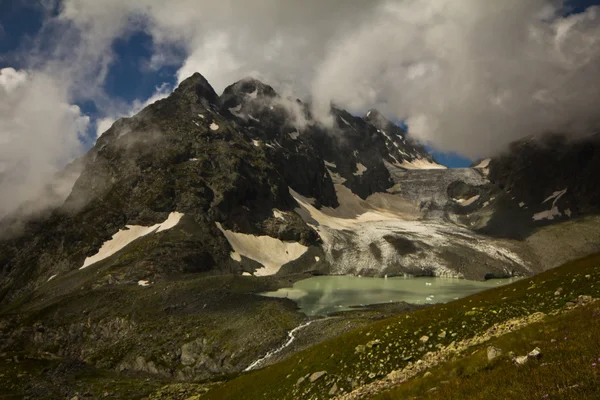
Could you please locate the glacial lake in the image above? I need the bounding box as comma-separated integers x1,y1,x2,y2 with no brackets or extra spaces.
261,275,516,316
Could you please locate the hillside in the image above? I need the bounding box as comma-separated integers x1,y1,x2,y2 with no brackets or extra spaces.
203,253,600,400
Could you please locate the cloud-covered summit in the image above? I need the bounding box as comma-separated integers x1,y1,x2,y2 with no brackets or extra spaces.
1,1,600,217
57,0,600,156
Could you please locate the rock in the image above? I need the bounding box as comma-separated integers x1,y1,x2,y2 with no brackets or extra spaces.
328,383,338,396
368,372,376,379
514,356,529,365
309,371,327,383
578,295,593,305
554,287,563,296
419,335,430,343
296,377,305,386
367,339,381,348
487,346,503,361
70,397,79,400
565,301,577,308
438,331,447,339
355,345,366,354
423,371,433,378
528,347,542,359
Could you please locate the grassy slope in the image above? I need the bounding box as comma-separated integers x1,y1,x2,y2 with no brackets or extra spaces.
375,301,600,400
204,253,600,400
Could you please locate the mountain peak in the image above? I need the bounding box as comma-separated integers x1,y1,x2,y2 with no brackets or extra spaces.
364,109,395,131
172,72,219,105
221,76,277,99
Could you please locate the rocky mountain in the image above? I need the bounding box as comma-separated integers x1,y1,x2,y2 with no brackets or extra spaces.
1,71,600,398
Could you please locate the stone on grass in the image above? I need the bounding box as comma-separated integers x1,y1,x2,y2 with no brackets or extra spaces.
310,371,327,383
487,346,503,361
528,347,542,359
514,356,529,365
328,383,338,396
419,335,430,343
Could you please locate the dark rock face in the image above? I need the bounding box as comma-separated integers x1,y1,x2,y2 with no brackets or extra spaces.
364,108,436,165
0,73,320,305
489,133,600,220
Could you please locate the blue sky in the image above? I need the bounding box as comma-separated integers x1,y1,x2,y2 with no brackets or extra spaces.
1,0,599,170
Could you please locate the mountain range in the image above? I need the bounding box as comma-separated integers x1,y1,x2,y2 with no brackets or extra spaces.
1,72,600,399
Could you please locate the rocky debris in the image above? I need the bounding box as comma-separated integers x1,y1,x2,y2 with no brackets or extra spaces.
554,287,563,296
487,346,503,361
296,377,306,387
366,340,381,349
511,347,542,366
335,312,546,399
355,345,366,355
438,331,447,339
565,295,594,309
419,336,430,343
310,371,327,383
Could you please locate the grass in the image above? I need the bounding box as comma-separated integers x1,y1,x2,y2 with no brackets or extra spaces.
203,252,600,400
375,301,600,400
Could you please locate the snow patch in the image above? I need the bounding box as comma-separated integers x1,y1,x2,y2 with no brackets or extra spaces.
534,189,568,221
242,272,252,276
273,209,286,220
519,202,526,208
47,274,57,282
138,280,150,287
210,123,219,131
189,158,198,162
252,139,261,147
193,122,200,127
80,212,184,269
354,163,368,176
289,131,300,140
315,256,320,262
543,189,567,204
340,117,351,126
456,195,480,207
474,159,491,169
198,114,205,119
324,160,337,168
248,114,260,122
216,223,308,276
401,159,447,170
565,209,572,217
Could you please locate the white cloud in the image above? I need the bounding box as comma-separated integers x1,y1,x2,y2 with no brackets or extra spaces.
96,82,172,139
47,0,600,158
0,68,89,218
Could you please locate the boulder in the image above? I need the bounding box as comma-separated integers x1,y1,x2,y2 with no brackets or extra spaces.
309,371,327,383
487,346,503,361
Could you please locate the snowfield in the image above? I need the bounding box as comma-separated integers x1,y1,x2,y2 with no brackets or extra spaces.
216,222,308,276
80,212,184,269
291,185,529,277
401,159,447,170
534,189,568,221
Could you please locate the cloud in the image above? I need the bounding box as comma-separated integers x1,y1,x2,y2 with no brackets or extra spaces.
47,0,600,159
0,67,89,218
96,82,172,138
